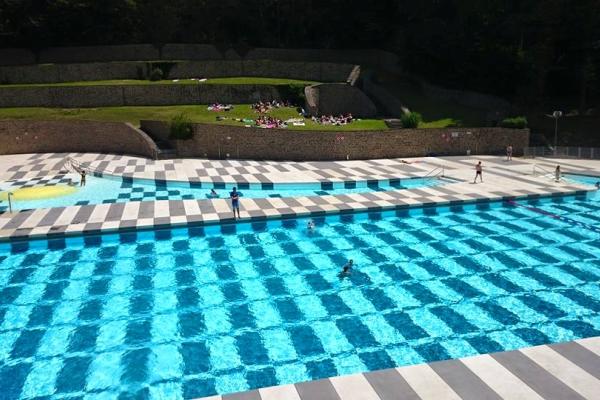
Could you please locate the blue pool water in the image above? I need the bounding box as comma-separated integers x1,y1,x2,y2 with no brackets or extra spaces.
1,194,600,399
2,175,447,211
565,173,600,187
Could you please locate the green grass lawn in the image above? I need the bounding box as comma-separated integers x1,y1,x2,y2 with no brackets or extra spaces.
0,105,388,131
0,77,319,88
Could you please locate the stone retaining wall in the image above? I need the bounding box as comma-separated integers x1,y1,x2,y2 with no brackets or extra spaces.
0,120,159,158
141,121,529,161
0,44,399,70
421,81,511,113
38,44,160,64
0,60,354,85
304,83,377,118
0,84,284,108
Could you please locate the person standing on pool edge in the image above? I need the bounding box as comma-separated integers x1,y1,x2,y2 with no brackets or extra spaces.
506,144,513,161
230,187,241,219
473,161,483,183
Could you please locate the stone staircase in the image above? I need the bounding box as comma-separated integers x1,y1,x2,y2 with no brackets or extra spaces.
384,118,403,129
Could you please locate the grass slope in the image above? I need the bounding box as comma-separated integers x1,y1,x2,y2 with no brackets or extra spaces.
0,77,319,88
0,105,388,131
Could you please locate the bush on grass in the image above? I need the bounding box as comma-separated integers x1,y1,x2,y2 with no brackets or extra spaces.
500,116,528,129
148,68,164,81
401,111,422,128
169,113,193,140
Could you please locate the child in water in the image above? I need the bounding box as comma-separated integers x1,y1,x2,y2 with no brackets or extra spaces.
340,259,353,276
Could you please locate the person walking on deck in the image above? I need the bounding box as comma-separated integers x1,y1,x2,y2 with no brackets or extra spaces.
230,187,241,219
473,161,483,183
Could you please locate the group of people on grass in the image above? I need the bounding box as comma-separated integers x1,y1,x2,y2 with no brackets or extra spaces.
255,115,286,128
207,103,233,112
251,100,293,113
312,113,354,126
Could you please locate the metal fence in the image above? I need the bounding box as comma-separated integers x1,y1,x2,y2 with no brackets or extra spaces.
524,146,600,159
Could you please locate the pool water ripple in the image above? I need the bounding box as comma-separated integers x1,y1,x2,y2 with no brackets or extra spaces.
0,194,599,399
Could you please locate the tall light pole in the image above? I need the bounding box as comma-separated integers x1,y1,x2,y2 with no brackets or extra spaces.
549,110,563,155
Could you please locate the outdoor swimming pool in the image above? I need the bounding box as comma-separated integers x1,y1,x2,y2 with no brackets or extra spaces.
0,175,448,211
1,193,599,399
566,173,600,187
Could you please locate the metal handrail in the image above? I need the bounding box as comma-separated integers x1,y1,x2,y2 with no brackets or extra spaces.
0,191,14,213
423,167,445,178
64,156,118,176
532,164,554,177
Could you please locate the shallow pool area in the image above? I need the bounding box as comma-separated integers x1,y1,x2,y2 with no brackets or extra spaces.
1,191,599,399
565,173,600,187
0,175,449,211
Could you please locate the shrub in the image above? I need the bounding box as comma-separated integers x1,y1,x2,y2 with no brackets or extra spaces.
169,113,193,140
401,111,422,128
500,116,528,129
278,83,307,104
148,68,164,81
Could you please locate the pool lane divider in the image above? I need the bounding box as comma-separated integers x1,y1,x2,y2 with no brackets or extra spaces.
0,189,592,247
506,199,600,233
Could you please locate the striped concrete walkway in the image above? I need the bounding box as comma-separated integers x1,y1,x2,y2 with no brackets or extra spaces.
197,337,600,400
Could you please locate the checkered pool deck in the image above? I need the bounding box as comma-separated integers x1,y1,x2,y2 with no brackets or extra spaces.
0,154,598,241
1,153,599,399
196,336,600,400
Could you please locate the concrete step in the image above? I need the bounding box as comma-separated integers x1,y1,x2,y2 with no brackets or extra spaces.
384,118,403,129
157,149,177,160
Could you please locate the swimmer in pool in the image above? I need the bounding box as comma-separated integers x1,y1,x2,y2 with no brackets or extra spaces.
340,259,353,276
307,219,315,231
209,188,218,198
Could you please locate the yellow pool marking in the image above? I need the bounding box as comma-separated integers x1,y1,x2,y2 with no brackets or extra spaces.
0,185,77,201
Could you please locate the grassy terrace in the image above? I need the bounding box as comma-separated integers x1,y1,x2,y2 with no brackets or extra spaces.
0,105,388,131
0,77,320,88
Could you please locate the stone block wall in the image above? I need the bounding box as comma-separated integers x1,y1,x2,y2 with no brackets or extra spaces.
0,120,159,158
0,43,399,71
421,81,511,113
161,44,223,60
0,84,284,108
0,60,354,85
141,121,529,161
304,83,377,118
38,45,159,64
0,48,36,66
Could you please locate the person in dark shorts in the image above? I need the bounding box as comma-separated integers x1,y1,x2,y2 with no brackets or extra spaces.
80,170,86,187
506,145,513,161
473,161,483,183
340,259,354,276
230,187,241,219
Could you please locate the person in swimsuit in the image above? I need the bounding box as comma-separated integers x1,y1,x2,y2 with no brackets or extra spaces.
340,259,353,276
506,145,513,161
555,165,561,182
230,187,241,219
473,161,483,183
80,170,86,187
307,219,315,231
209,188,218,198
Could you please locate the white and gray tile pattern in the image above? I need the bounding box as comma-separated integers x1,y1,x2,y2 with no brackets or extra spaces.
0,153,598,241
196,337,600,400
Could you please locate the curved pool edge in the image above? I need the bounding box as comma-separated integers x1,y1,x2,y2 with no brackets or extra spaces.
0,188,593,246
84,165,457,190
192,336,600,400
